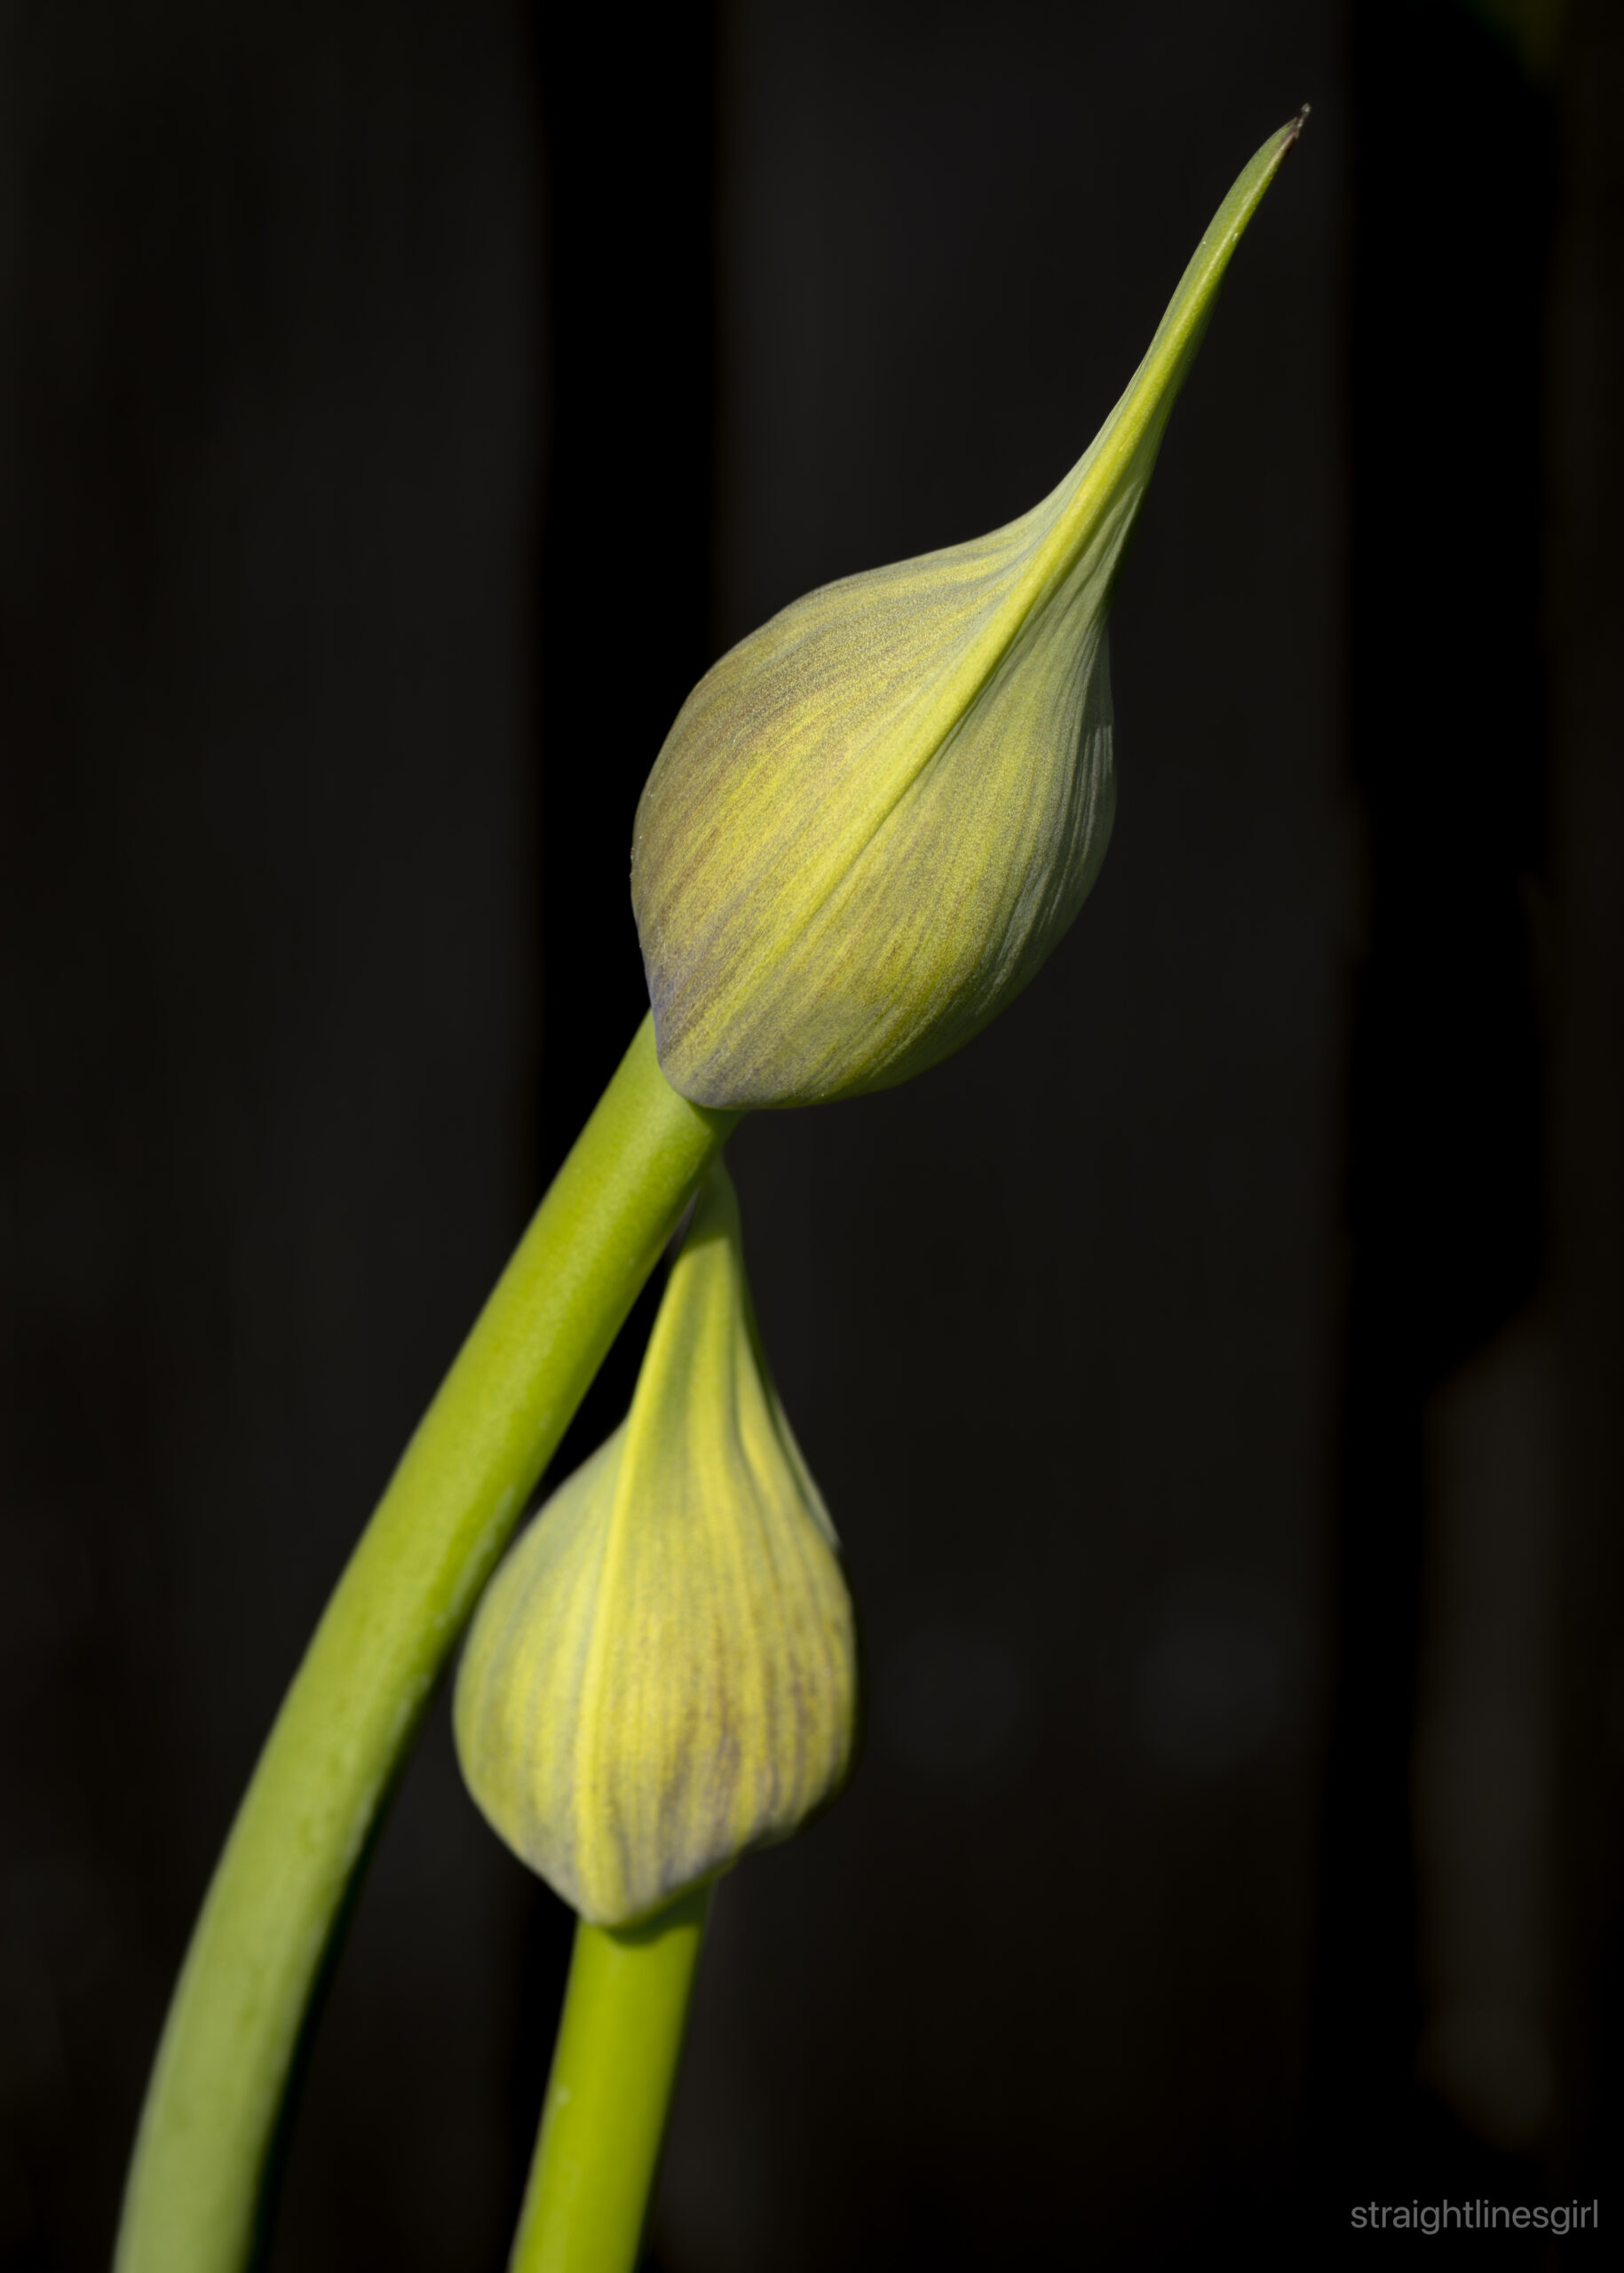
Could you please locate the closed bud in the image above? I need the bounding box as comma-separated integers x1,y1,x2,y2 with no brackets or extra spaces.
633,115,1304,1108
454,1165,856,1926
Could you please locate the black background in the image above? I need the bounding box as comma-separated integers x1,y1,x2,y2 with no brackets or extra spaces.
3,1,1620,2267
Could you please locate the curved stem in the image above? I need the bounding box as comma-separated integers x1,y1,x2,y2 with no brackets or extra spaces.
510,1887,714,2273
116,1018,739,2273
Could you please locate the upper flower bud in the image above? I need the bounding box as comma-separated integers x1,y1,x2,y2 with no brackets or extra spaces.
632,115,1304,1109
453,1164,856,1927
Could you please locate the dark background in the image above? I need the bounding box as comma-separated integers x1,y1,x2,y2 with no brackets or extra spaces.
2,0,1620,2266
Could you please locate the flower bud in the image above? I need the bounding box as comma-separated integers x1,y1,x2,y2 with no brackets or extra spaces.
632,115,1304,1108
453,1165,856,1926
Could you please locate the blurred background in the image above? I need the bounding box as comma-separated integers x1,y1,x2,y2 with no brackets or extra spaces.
2,0,1620,2264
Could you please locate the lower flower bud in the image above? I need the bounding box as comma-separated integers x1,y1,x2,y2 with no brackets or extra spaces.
454,1166,858,1925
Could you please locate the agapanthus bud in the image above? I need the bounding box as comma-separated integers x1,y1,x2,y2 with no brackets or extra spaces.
632,115,1303,1108
453,1165,856,1927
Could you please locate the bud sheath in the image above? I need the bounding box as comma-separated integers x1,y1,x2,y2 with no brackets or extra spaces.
454,1166,857,1926
633,115,1305,1108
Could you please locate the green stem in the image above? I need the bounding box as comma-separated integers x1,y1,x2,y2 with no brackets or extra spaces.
510,1887,713,2273
116,1017,739,2273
